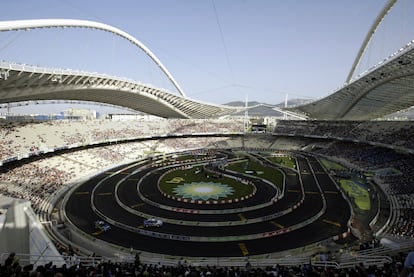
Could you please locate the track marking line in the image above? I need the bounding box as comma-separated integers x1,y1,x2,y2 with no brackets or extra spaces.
74,191,89,195
131,203,145,208
305,191,319,194
238,213,246,221
92,230,103,236
270,221,284,229
323,219,341,227
238,243,249,256
97,192,112,196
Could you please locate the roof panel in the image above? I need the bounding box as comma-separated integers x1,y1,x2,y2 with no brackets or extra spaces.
288,44,414,120
0,62,240,119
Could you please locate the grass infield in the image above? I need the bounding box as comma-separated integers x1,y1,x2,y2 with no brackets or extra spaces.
320,158,347,171
226,156,284,190
159,165,255,200
266,156,296,169
340,179,370,210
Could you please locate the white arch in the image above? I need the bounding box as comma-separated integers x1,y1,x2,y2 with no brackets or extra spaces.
0,19,186,97
346,0,398,83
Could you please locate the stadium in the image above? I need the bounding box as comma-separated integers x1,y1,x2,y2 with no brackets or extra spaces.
1,1,414,276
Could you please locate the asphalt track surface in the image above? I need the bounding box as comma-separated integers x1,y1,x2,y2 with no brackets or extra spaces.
65,151,351,257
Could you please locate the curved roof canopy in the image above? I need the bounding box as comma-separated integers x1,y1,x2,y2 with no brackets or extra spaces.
0,62,239,118
0,19,187,97
0,19,240,118
1,19,414,120
288,41,414,120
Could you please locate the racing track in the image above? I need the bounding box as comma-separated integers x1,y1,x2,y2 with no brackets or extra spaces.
64,150,351,257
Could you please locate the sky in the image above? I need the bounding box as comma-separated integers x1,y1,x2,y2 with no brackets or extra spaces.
1,0,414,114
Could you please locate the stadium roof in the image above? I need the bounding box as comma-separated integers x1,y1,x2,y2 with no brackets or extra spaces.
0,19,242,119
2,43,414,120
1,18,414,120
288,40,414,120
0,61,240,119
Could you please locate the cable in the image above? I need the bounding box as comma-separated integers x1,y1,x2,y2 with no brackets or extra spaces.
211,0,235,82
0,31,24,54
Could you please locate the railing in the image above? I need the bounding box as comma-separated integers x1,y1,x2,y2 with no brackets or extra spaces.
0,252,103,267
0,250,394,270
0,60,162,93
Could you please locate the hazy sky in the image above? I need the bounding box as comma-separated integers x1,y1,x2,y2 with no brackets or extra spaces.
1,0,414,114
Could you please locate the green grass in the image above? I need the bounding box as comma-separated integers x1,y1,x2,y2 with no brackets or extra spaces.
320,158,346,171
266,156,296,169
226,158,284,190
340,179,370,210
159,166,254,200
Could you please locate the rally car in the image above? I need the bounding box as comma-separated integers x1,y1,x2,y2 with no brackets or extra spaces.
143,218,163,228
94,220,111,232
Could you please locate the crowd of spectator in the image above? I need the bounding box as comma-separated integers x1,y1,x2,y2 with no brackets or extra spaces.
388,194,414,239
307,140,414,240
272,119,414,242
0,118,245,163
5,119,414,168
0,118,246,217
2,119,414,240
0,135,246,217
1,118,414,275
0,161,74,214
274,120,414,150
1,249,413,277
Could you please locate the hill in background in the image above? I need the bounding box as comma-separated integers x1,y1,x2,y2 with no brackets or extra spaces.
224,99,312,117
224,99,311,108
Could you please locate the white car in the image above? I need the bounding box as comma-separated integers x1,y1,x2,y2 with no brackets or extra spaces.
94,220,111,232
143,218,163,228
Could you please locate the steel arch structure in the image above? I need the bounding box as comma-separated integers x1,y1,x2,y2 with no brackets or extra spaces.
0,19,242,118
288,41,414,120
0,19,187,97
289,0,414,120
1,12,414,120
346,0,398,83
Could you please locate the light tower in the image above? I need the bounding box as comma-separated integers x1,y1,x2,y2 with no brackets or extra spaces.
244,95,249,132
284,94,288,119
